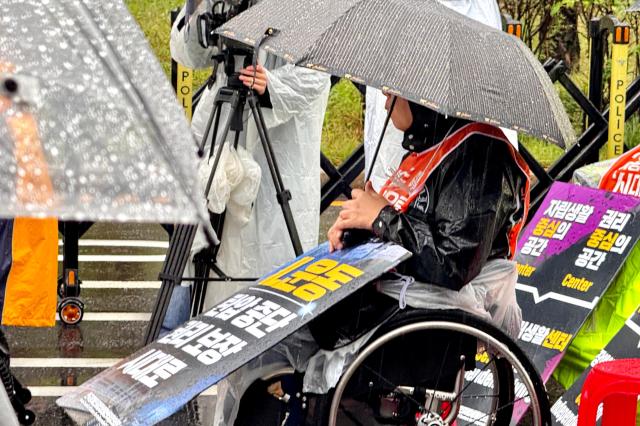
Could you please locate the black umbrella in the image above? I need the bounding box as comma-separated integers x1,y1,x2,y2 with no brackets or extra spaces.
219,0,575,147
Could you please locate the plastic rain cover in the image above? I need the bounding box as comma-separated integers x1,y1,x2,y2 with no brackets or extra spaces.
0,0,210,226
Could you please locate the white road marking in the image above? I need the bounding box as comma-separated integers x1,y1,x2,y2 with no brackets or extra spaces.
11,358,120,368
80,281,161,289
55,312,151,322
58,239,168,248
57,254,166,262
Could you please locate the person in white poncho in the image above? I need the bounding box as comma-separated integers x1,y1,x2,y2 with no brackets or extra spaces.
169,0,331,309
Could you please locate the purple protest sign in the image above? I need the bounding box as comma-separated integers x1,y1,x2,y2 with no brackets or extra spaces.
511,182,640,420
517,182,640,263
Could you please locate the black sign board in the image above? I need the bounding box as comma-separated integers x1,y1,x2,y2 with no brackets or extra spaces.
56,241,410,425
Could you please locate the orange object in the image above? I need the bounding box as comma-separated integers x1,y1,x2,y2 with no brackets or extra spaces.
1,217,58,327
578,359,640,425
0,60,57,327
599,144,640,197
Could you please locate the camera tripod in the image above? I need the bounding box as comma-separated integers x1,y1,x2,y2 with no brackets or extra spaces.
144,46,303,343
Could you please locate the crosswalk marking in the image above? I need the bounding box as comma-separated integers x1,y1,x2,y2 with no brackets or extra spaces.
57,254,166,262
81,281,161,289
58,239,169,249
55,312,151,322
12,358,120,368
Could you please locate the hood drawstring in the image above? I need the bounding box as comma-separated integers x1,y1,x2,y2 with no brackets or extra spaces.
398,275,415,309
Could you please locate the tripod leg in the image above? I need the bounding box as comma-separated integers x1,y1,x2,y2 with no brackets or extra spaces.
144,224,198,344
190,251,212,318
204,94,242,195
198,94,222,157
247,95,304,256
146,91,244,341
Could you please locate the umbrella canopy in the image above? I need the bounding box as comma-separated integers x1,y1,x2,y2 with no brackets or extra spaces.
0,0,211,227
218,0,575,147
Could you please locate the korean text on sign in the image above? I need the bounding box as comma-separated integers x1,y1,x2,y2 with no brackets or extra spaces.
158,320,247,366
521,236,548,257
544,200,595,223
599,209,631,232
533,218,571,240
203,293,297,338
518,321,572,352
587,229,632,254
260,257,363,303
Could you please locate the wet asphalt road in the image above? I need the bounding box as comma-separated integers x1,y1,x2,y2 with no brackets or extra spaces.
2,205,341,426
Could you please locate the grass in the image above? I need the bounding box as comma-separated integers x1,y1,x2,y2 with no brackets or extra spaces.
321,80,364,165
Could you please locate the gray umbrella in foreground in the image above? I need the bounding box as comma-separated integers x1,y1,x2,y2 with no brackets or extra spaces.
219,0,575,147
0,0,214,239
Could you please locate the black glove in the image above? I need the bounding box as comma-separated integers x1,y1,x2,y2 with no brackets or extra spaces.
340,228,373,248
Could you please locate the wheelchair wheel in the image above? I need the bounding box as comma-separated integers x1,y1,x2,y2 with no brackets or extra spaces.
328,310,551,426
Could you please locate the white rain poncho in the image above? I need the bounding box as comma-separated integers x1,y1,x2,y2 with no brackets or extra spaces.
364,0,517,191
198,144,261,226
214,259,522,425
170,1,331,306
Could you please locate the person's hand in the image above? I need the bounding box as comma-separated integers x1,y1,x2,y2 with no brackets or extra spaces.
239,64,268,95
328,181,389,252
384,94,413,131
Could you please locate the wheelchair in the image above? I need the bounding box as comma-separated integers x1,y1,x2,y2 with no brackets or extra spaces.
232,307,551,426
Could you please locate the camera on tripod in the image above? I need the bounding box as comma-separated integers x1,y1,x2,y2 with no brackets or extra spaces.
197,0,252,49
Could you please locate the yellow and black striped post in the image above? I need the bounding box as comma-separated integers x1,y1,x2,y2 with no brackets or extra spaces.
170,8,194,121
607,21,630,158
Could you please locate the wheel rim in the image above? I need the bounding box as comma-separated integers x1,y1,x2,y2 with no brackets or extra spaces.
328,320,543,426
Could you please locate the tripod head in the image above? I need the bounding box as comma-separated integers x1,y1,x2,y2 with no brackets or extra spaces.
218,39,254,91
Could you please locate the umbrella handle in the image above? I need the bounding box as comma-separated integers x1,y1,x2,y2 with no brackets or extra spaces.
250,28,279,89
365,96,397,182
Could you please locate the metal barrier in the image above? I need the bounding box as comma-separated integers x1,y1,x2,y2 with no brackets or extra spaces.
526,15,636,213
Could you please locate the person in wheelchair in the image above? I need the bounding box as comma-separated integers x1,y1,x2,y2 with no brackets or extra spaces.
217,95,530,425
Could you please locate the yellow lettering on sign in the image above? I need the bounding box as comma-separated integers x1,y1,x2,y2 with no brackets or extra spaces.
475,351,490,364
607,42,629,159
293,283,327,302
561,273,594,292
542,329,572,352
259,257,363,303
176,64,193,121
260,257,315,293
517,263,536,277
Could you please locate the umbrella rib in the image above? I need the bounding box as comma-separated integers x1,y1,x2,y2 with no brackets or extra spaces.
55,0,216,238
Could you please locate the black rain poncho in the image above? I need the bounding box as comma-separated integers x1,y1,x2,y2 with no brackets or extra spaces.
372,103,530,291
